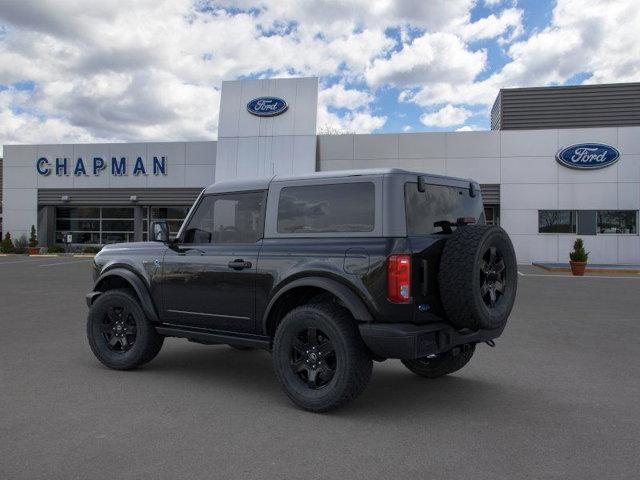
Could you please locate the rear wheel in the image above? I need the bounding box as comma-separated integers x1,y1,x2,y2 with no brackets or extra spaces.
401,344,475,378
87,289,164,370
272,303,372,412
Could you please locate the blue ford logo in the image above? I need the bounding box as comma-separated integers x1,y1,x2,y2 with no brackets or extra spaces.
247,97,288,117
556,143,620,170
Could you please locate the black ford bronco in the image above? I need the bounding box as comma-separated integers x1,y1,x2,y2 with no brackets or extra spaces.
86,169,517,412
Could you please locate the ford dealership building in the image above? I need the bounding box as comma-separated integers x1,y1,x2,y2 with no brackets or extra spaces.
2,78,639,264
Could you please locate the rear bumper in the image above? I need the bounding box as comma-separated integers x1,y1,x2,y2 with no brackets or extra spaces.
359,322,504,360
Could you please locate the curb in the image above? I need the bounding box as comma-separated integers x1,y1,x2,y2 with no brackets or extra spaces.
533,263,640,275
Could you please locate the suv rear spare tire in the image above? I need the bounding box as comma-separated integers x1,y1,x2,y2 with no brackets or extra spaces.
438,225,517,331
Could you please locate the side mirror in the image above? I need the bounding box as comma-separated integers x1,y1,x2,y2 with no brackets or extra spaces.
151,221,170,243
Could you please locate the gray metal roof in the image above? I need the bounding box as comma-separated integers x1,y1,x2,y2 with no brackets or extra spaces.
203,168,474,194
491,82,640,130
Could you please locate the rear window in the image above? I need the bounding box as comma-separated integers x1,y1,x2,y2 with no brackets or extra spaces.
405,182,484,235
277,182,375,233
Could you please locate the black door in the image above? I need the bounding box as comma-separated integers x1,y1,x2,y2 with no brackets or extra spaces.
160,191,266,333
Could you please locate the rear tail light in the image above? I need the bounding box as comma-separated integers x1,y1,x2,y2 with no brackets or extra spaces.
387,255,411,303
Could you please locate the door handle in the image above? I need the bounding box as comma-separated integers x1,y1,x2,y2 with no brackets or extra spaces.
228,259,252,270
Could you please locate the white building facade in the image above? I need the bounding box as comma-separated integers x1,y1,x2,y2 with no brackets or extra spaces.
2,76,639,264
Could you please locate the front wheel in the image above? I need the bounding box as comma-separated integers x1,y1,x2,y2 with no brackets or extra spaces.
272,304,373,412
87,289,164,370
401,344,475,378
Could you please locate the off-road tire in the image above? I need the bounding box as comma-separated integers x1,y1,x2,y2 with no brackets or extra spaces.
401,344,475,378
439,225,517,331
87,289,164,370
272,303,373,412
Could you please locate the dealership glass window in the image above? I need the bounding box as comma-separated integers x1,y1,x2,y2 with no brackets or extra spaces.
597,210,638,234
55,207,134,244
538,210,577,233
143,206,191,241
277,183,375,234
182,192,265,244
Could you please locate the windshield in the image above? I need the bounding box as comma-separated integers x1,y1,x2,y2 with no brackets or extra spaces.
405,182,484,235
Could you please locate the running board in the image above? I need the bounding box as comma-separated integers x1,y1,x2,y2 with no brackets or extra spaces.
156,325,271,350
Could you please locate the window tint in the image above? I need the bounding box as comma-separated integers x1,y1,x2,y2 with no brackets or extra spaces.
183,192,265,244
597,210,637,234
405,183,484,235
277,183,375,233
538,210,576,233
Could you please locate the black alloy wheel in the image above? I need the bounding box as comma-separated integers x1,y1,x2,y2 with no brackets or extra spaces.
272,303,373,412
480,246,506,308
101,305,137,352
87,289,164,370
290,327,336,389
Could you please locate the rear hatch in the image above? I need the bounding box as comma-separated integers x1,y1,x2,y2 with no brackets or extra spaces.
404,178,485,320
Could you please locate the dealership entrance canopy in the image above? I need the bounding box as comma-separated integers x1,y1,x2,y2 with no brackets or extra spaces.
2,78,639,264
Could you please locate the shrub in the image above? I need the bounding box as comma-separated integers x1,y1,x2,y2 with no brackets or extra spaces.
82,246,102,254
29,225,38,248
14,235,29,254
1,233,15,253
47,244,66,254
569,238,589,262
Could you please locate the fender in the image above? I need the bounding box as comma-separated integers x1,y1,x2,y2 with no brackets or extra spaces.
90,268,160,323
262,276,374,334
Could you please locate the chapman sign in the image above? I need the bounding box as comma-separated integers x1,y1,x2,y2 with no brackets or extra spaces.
556,143,620,170
36,156,168,177
246,97,288,117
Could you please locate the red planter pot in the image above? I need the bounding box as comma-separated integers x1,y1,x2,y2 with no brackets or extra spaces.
28,247,40,255
569,261,587,276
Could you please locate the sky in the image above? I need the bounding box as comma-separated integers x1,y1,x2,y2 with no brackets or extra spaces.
0,0,638,154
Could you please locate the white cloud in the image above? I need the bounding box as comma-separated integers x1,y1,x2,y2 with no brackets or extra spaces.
366,32,486,88
458,8,523,42
319,84,373,110
420,105,472,127
456,125,484,132
317,106,386,134
402,125,413,132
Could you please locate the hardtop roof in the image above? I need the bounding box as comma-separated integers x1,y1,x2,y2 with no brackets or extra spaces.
202,168,474,194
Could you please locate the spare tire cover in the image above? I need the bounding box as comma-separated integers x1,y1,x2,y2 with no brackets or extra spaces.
438,225,517,331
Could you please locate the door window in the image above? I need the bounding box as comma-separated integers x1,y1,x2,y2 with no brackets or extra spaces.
182,192,265,244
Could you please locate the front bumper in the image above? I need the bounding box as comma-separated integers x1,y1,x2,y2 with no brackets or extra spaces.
359,322,504,360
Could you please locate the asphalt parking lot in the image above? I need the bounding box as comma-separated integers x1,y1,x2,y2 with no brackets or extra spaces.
1,256,639,479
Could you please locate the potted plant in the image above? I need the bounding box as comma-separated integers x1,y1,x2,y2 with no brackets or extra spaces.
569,238,589,276
28,225,40,255
13,235,28,254
1,232,15,253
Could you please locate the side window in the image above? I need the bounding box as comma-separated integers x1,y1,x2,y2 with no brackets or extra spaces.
277,182,375,234
183,192,265,244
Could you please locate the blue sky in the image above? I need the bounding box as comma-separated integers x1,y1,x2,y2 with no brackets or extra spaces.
0,0,637,150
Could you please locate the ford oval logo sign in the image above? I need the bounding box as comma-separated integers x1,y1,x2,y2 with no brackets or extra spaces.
247,97,288,117
556,143,620,170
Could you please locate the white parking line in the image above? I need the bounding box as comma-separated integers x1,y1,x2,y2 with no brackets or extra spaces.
38,259,93,267
518,271,640,280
